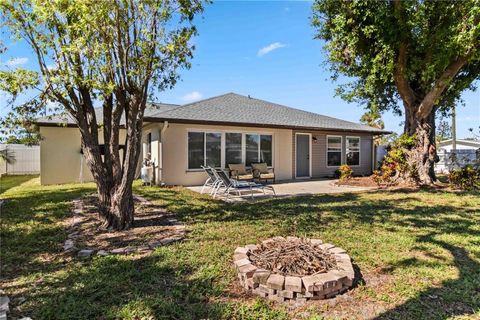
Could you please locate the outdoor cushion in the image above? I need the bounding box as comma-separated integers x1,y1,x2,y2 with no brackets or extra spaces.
237,174,254,180
251,163,269,174
229,164,248,175
259,173,275,179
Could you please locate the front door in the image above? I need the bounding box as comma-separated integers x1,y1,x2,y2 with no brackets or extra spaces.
296,134,310,178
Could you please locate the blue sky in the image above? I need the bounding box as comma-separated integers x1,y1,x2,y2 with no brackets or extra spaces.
1,1,479,138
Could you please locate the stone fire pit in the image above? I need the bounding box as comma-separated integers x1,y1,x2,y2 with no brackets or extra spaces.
233,236,354,303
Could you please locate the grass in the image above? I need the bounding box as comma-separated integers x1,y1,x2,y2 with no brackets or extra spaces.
1,175,479,319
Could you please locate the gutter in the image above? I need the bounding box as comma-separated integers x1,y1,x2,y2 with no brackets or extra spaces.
143,117,392,135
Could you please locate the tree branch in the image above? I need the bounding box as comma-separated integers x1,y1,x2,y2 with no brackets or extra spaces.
392,0,417,111
416,53,471,119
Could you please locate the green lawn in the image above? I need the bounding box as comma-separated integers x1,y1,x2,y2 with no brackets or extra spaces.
1,175,479,319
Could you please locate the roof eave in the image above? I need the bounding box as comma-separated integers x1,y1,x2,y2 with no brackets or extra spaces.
143,117,391,134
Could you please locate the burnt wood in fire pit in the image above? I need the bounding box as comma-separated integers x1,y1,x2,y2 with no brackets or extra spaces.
233,236,355,303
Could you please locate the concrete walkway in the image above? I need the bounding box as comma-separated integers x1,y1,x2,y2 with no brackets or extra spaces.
188,179,377,202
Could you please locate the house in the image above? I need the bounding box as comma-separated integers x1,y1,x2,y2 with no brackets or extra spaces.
437,139,480,152
37,93,388,185
435,139,480,173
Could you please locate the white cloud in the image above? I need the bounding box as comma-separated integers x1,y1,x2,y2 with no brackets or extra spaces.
257,42,287,57
181,91,203,103
4,57,28,66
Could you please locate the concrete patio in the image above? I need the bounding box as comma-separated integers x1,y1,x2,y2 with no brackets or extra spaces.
187,179,378,202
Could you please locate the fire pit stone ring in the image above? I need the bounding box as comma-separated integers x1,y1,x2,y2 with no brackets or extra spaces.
233,236,355,303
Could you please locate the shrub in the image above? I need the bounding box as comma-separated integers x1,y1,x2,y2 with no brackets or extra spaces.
448,164,480,190
336,164,353,182
371,134,417,186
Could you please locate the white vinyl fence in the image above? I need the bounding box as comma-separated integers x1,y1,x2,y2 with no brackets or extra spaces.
435,149,480,174
0,144,40,176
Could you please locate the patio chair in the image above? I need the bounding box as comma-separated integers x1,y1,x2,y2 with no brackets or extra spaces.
213,169,276,200
228,163,254,181
251,162,275,183
200,166,221,194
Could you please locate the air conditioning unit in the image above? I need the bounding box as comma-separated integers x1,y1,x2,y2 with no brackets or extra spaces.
141,166,154,185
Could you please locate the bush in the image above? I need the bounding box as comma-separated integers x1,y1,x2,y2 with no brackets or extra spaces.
371,134,416,186
336,164,353,182
448,164,480,190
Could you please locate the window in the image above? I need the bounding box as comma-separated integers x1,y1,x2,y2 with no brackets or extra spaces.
187,131,273,169
346,137,360,166
260,135,273,166
188,132,204,169
225,133,242,165
245,134,273,166
147,133,152,155
327,136,342,166
245,134,260,166
206,133,221,167
188,132,222,169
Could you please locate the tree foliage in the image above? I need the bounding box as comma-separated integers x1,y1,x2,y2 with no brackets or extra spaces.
0,147,16,165
0,0,203,229
436,117,452,142
312,0,480,116
312,0,480,184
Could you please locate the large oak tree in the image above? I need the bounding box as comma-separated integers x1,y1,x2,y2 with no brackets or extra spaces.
1,0,203,229
312,0,480,184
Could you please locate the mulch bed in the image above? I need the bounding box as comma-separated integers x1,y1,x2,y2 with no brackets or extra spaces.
336,176,450,190
65,194,185,256
249,238,337,277
336,176,380,188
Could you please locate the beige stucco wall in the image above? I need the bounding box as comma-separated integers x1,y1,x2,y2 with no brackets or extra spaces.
40,123,374,186
160,123,294,186
292,130,373,178
40,127,126,185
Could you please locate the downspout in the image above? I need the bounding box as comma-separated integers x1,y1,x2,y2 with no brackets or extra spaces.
159,121,169,185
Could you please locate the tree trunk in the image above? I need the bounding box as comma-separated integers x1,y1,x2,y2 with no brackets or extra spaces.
97,183,135,230
78,95,144,231
404,110,438,185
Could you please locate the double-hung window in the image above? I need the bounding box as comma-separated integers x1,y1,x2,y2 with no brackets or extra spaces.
327,136,342,166
346,137,360,166
188,132,221,169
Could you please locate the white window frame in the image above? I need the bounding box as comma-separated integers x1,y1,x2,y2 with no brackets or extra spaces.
245,133,274,167
187,131,222,170
186,129,274,171
326,135,343,168
346,136,361,167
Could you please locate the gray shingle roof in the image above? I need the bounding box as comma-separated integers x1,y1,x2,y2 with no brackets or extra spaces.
36,102,179,126
37,93,388,134
145,93,388,134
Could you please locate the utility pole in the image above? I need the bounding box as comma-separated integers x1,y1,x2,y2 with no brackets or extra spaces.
452,105,457,150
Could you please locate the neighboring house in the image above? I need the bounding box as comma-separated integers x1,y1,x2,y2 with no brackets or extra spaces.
37,93,388,185
436,139,480,173
437,139,480,152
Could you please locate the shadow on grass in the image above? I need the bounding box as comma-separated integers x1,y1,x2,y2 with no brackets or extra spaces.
375,233,480,319
3,178,479,319
20,252,289,319
133,185,480,319
1,178,95,280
